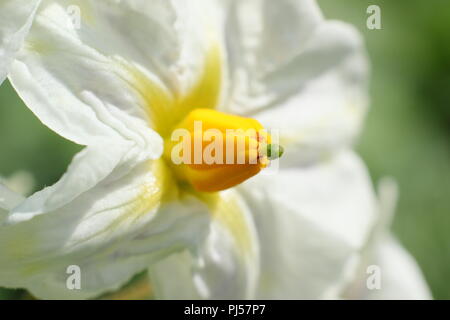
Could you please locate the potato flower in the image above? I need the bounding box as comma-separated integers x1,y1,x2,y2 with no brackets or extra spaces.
0,0,430,299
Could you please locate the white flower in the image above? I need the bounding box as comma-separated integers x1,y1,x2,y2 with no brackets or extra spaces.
0,0,429,300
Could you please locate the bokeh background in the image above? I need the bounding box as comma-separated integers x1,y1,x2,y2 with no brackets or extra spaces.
0,0,449,299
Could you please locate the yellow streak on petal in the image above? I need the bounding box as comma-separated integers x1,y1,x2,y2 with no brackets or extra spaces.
172,44,223,127
78,159,177,246
121,44,222,137
197,192,255,257
24,39,52,55
120,64,176,137
6,159,176,278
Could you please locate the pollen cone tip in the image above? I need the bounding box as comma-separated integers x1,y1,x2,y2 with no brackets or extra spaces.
266,144,284,160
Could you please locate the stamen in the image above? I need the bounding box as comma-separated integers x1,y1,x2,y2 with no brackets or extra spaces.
164,109,284,192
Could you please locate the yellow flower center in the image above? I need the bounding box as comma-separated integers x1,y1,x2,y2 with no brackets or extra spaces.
164,108,283,192
125,44,283,192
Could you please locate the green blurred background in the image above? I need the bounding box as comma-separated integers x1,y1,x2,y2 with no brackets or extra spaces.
0,0,449,299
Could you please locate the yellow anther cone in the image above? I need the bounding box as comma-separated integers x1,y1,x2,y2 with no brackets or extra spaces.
165,109,282,192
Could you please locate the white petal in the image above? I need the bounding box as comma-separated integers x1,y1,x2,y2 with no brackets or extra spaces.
236,150,377,299
0,160,210,299
368,236,431,299
0,0,40,84
149,190,260,300
0,184,24,211
345,236,432,300
0,184,24,224
0,172,28,225
148,251,205,299
256,23,368,166
11,45,164,212
0,171,35,197
224,0,369,164
225,0,322,112
343,178,431,300
9,27,162,148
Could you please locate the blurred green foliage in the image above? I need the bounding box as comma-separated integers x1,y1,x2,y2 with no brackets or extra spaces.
0,0,448,299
